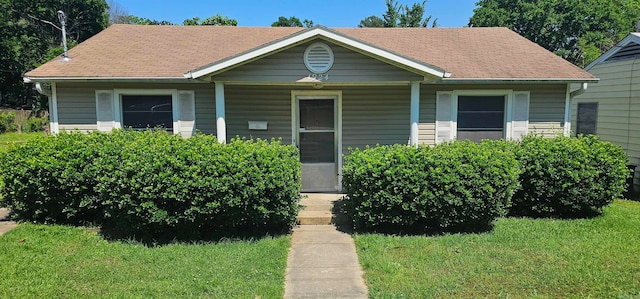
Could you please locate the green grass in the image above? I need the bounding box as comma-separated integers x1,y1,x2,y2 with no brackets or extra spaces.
355,200,640,298
0,132,43,152
0,224,289,298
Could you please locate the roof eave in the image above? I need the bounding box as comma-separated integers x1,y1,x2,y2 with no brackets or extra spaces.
24,76,199,84
184,26,451,80
439,78,599,84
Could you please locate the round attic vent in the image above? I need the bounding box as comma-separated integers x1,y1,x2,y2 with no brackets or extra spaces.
304,42,334,73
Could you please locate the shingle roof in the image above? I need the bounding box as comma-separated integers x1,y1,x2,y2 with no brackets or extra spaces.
25,24,595,81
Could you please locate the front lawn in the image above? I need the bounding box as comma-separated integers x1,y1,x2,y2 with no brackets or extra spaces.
355,200,640,298
0,132,43,152
0,224,289,298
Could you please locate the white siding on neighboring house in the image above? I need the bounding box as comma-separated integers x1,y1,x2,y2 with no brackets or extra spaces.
573,59,640,190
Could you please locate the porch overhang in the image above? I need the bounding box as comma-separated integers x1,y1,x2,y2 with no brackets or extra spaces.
183,26,451,82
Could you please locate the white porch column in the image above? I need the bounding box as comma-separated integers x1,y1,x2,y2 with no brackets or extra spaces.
410,81,420,146
215,81,227,143
563,84,572,137
50,82,59,134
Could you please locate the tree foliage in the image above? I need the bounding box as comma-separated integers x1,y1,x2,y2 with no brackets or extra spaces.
271,16,314,27
182,14,238,26
469,0,640,67
359,0,437,28
358,16,385,28
126,16,173,25
0,0,108,108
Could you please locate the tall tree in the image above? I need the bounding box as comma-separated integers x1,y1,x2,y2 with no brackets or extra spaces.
107,0,128,24
358,16,385,28
469,0,640,67
359,0,437,28
182,14,237,26
0,0,108,108
271,16,314,27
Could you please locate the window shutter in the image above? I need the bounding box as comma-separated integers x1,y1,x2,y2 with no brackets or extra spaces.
510,91,530,140
436,92,456,144
177,90,196,137
96,90,115,132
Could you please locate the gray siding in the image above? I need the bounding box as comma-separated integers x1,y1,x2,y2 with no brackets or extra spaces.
528,84,567,137
56,84,97,132
341,86,411,155
56,82,567,146
418,86,437,145
55,82,216,134
213,40,424,83
419,84,567,145
223,85,412,154
225,86,293,143
573,60,640,190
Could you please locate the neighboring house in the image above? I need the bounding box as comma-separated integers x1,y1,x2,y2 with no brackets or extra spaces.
572,32,640,192
24,25,595,192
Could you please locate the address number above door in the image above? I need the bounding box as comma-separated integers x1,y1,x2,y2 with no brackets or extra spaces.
304,42,334,74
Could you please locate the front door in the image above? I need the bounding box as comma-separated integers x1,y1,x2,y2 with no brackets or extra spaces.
297,98,338,192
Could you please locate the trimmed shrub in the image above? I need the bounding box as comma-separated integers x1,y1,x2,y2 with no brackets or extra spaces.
0,130,301,241
0,112,17,133
342,140,520,232
511,134,629,218
25,116,49,132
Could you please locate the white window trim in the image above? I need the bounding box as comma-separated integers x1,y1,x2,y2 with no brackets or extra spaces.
291,90,343,190
113,89,180,134
452,89,517,140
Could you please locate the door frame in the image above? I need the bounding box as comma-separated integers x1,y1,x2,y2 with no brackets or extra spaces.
291,90,343,191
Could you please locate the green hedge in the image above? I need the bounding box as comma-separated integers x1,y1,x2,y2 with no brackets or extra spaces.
342,141,520,232
0,130,301,241
511,134,629,218
0,112,17,133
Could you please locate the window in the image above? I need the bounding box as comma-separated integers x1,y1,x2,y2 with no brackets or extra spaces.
122,95,173,129
457,95,505,142
576,103,598,135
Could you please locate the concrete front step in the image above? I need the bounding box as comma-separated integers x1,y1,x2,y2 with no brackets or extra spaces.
297,193,345,225
298,211,333,225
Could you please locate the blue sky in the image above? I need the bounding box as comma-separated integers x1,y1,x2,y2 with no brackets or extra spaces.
119,0,479,28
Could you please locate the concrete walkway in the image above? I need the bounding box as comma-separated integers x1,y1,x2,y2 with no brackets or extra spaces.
0,208,17,236
284,194,368,299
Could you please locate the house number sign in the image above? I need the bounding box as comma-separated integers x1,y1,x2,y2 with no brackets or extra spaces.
308,73,329,81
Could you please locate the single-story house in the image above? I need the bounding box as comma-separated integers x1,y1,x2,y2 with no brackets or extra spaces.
25,25,596,192
572,32,640,192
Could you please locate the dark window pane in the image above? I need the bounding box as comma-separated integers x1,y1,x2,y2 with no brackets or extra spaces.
458,111,505,129
457,96,505,130
457,96,505,141
122,95,173,129
300,132,334,163
576,103,598,135
458,96,505,111
300,99,334,130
